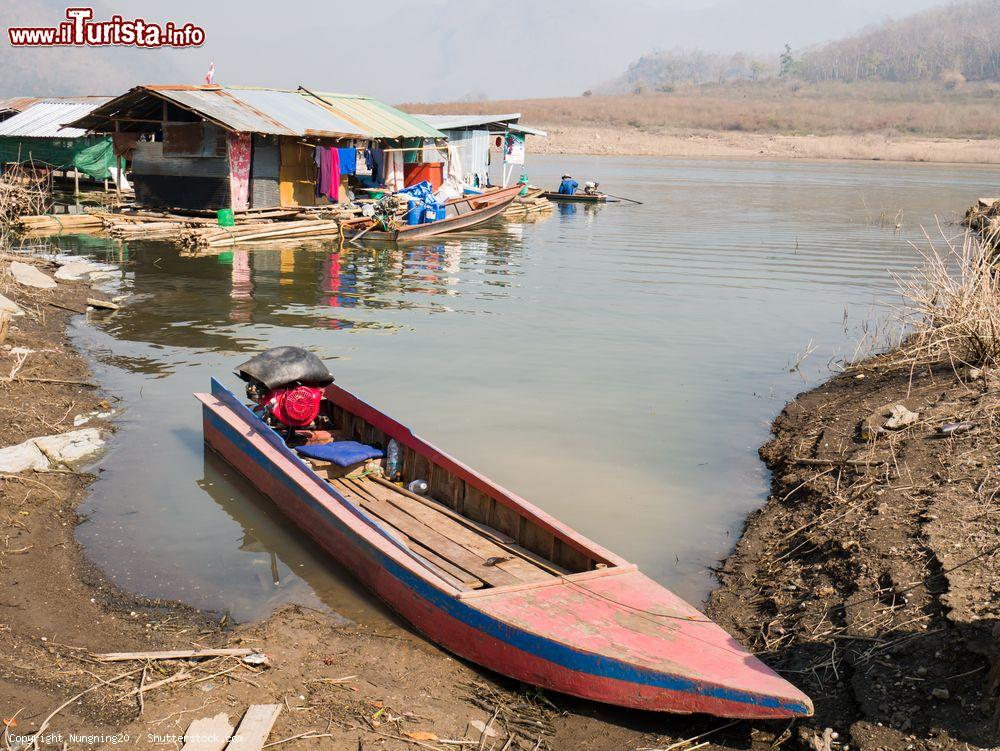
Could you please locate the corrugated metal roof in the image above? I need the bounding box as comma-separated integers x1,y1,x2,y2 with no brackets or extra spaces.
305,92,443,139
414,113,547,137
0,98,111,138
415,113,521,130
67,86,444,140
153,88,294,136
0,97,41,114
228,89,362,137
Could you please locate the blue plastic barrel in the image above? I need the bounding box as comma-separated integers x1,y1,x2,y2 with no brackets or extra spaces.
406,200,421,226
423,205,437,223
436,204,446,221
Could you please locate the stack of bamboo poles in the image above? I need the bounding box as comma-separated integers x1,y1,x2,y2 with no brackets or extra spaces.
18,213,105,234
195,218,347,248
92,206,363,247
503,191,553,221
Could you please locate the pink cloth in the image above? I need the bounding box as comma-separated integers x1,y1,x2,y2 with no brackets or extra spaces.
227,132,252,211
317,146,341,203
328,147,340,203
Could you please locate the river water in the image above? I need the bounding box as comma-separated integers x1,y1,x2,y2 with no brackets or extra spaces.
54,155,998,624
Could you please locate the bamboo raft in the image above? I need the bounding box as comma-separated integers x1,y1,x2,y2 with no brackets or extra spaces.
503,189,554,221
18,212,105,234
17,187,547,247
96,206,363,247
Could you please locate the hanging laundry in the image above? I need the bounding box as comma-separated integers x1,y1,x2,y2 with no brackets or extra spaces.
314,147,324,196
355,149,370,176
227,132,252,211
446,142,463,187
328,147,341,203
365,148,385,185
338,147,357,176
384,150,404,192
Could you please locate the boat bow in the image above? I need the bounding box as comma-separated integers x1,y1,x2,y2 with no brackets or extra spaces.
460,568,813,718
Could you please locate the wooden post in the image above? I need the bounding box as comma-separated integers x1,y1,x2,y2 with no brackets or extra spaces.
114,120,122,205
74,169,79,196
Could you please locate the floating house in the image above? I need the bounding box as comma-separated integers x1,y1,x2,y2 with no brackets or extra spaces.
0,97,121,183
411,113,547,188
68,85,445,211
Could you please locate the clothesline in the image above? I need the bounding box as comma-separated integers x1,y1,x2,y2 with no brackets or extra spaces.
296,141,486,155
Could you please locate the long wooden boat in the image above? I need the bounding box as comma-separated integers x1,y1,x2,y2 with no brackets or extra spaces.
539,191,611,203
196,379,813,718
342,185,522,243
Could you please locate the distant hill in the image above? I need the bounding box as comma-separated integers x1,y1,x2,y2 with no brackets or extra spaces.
796,0,1000,83
605,0,1000,93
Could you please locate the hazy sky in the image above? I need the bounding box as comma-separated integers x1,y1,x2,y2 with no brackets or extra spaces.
2,0,955,101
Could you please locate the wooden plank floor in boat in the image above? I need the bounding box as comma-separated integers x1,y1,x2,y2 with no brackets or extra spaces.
325,475,556,591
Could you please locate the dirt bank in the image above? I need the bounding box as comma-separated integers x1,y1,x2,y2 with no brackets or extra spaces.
708,356,1000,750
531,126,1000,164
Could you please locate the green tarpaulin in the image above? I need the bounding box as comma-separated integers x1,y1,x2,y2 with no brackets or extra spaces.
0,136,117,180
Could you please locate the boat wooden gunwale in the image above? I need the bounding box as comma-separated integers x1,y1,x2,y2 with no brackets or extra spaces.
341,184,522,243
195,379,813,719
539,191,611,203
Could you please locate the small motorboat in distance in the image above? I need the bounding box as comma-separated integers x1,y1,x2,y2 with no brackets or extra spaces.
196,347,813,718
539,191,611,203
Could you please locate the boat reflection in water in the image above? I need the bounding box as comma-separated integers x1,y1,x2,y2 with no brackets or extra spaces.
197,445,392,626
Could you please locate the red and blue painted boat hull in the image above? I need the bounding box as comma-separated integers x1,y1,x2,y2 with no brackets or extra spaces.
197,379,812,718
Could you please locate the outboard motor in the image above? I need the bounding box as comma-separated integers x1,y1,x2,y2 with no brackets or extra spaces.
234,347,334,431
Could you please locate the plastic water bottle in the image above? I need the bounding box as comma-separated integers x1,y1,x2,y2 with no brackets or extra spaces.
407,479,429,495
386,439,401,480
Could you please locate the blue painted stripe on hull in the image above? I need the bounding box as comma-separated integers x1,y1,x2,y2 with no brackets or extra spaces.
203,398,809,716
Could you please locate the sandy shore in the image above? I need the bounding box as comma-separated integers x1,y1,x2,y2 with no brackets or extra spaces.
530,126,1000,164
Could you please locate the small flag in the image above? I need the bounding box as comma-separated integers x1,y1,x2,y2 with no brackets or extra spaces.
205,61,215,85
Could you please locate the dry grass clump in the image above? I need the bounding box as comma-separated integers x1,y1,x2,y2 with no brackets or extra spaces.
0,162,50,245
891,228,1000,370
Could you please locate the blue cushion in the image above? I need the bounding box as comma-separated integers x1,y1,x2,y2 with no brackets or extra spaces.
295,441,384,468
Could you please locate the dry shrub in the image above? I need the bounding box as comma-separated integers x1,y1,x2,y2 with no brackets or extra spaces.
0,162,50,246
891,228,1000,370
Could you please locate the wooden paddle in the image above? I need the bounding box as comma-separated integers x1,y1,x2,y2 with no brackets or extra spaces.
601,192,643,205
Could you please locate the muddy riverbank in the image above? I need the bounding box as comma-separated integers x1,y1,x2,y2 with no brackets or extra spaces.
708,356,1000,749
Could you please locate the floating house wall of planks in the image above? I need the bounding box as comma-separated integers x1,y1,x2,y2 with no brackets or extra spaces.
67,85,445,212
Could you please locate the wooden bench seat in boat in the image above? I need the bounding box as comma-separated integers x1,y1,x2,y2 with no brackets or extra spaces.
298,456,559,590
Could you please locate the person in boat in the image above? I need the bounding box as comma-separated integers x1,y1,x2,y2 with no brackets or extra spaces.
557,174,579,195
